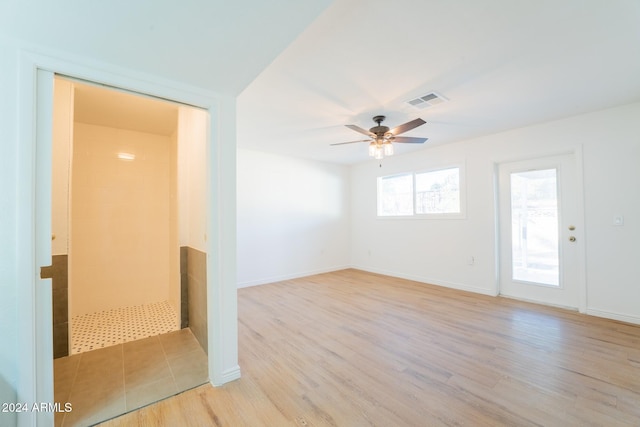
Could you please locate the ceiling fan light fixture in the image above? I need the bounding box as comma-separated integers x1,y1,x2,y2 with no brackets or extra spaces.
368,141,377,157
383,141,394,156
374,145,384,160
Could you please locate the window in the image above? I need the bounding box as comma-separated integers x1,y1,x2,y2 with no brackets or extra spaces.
415,167,460,214
377,166,463,217
510,168,559,286
377,173,414,216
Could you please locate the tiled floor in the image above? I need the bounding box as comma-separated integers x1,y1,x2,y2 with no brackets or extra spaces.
54,328,208,427
71,301,178,354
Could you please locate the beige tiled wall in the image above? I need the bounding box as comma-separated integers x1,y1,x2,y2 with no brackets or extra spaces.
184,247,207,354
41,254,69,358
70,123,173,317
180,246,189,329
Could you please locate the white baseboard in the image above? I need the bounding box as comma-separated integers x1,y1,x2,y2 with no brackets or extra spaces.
211,364,241,386
586,308,640,326
352,265,498,296
499,294,578,311
237,265,351,288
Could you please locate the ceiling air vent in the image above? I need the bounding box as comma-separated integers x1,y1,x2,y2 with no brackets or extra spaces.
406,92,447,109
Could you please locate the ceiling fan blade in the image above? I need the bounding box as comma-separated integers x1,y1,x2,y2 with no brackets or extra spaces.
389,118,426,136
330,139,372,146
345,124,375,137
392,136,428,144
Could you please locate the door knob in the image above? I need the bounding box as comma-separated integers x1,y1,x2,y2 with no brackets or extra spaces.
569,236,576,242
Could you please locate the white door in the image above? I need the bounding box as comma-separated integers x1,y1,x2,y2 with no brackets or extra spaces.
498,154,582,309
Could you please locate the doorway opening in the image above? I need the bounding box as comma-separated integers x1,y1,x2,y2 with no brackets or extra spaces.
50,75,209,425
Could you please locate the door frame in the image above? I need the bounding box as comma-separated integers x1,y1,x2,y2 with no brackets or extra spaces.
494,148,587,313
17,50,240,426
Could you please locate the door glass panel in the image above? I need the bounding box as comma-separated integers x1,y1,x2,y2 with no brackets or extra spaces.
510,168,559,286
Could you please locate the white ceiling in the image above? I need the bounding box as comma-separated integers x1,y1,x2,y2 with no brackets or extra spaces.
4,1,639,164
1,0,331,96
237,0,640,165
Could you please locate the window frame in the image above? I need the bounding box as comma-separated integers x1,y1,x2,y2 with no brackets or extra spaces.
376,163,466,219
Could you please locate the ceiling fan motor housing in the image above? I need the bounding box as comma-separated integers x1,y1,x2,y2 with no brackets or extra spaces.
370,115,390,138
371,125,390,136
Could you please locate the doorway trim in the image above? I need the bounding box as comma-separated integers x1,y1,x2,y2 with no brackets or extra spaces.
493,147,587,313
17,49,239,426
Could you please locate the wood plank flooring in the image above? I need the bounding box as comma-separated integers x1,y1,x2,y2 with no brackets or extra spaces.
100,269,640,426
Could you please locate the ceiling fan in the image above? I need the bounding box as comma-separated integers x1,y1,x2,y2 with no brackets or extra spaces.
330,115,428,159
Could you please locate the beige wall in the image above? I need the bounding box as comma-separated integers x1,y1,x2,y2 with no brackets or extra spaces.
70,123,174,317
178,106,208,251
52,78,73,256
177,105,209,351
168,129,180,324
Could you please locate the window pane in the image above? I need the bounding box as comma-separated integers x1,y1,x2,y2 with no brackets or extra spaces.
510,169,559,286
415,167,460,214
377,174,413,216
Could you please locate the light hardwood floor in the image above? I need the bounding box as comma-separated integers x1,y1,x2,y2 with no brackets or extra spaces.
100,269,640,426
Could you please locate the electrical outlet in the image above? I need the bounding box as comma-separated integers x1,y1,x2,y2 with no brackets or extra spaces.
613,215,624,226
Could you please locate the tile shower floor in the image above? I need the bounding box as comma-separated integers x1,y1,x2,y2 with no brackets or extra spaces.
71,301,178,354
54,328,208,427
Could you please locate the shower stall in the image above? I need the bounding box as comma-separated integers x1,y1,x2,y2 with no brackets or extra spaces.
51,76,209,357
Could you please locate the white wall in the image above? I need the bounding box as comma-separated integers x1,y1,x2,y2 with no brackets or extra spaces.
237,149,351,287
0,37,19,427
578,104,640,321
350,140,498,295
350,102,640,324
